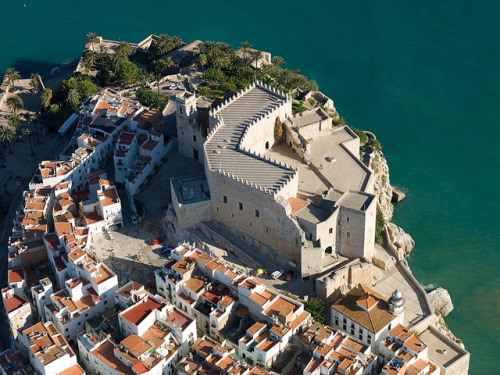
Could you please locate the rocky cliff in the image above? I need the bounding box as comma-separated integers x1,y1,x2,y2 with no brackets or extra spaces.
428,287,454,317
385,222,415,258
371,150,394,221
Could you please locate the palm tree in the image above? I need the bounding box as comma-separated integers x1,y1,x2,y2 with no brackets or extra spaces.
115,42,134,59
155,73,162,95
82,50,97,72
0,126,15,153
30,73,41,92
213,51,230,70
250,50,264,80
165,57,174,70
7,113,22,141
4,68,21,90
29,115,40,144
86,32,99,51
40,88,53,111
198,54,207,73
6,95,23,114
272,56,285,67
22,128,35,155
240,41,252,58
66,88,80,110
152,59,168,74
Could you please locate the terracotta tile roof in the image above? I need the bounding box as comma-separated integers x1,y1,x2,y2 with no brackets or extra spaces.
140,139,158,151
8,268,25,284
121,334,153,357
264,296,299,322
121,298,162,325
331,285,396,333
98,188,119,206
2,290,28,313
247,322,266,336
55,222,73,237
91,340,132,375
56,364,85,375
288,197,309,214
184,277,205,293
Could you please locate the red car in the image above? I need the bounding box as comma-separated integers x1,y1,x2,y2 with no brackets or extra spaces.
152,237,164,245
285,270,295,281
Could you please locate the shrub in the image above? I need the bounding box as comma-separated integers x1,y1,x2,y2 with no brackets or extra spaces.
350,127,368,144
136,88,168,110
197,85,212,98
369,139,382,151
375,211,385,245
308,98,316,106
304,297,326,323
221,81,236,92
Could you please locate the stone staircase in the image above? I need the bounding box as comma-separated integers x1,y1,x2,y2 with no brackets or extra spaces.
271,343,303,374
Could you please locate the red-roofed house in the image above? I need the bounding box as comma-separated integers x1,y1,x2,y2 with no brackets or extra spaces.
2,288,32,339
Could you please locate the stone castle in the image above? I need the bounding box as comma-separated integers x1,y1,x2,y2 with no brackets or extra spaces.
172,82,376,277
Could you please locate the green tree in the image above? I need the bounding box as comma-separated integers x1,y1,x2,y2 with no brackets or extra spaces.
30,73,41,92
240,41,252,58
272,56,285,67
66,88,81,110
304,297,326,323
198,54,207,73
81,50,97,72
250,49,264,79
7,113,22,141
29,115,40,144
150,34,183,57
86,32,99,51
115,60,139,86
369,139,382,151
375,211,385,245
22,128,34,155
136,88,168,110
4,68,21,90
0,126,15,153
115,42,134,59
6,95,23,114
40,88,53,110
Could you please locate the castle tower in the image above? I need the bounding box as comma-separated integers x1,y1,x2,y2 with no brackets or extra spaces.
388,289,405,315
175,91,197,130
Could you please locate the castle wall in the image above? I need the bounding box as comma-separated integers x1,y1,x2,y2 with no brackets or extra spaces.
208,172,302,265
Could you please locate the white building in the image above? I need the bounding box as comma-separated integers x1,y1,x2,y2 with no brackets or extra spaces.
330,286,404,351
1,287,33,340
18,321,85,375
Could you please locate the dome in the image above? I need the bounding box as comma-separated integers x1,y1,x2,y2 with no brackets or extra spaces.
393,289,403,299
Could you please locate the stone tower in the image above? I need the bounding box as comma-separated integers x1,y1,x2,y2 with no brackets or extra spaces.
388,289,405,315
175,91,197,131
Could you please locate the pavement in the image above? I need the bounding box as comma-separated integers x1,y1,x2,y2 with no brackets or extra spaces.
371,261,431,327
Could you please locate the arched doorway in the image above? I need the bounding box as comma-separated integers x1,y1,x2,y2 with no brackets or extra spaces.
325,246,333,254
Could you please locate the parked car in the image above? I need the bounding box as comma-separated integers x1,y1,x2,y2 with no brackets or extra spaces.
285,270,295,281
161,246,173,255
271,269,285,280
152,237,164,245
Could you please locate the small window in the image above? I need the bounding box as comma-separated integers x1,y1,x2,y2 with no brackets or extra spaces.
255,209,260,218
346,217,349,222
78,322,81,326
216,207,219,211
347,232,350,238
223,195,227,204
249,222,252,227
231,213,235,218
104,300,108,305
65,328,69,332
238,202,243,211
192,135,197,142
329,228,333,234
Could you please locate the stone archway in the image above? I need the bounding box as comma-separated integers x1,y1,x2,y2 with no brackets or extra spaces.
325,246,333,254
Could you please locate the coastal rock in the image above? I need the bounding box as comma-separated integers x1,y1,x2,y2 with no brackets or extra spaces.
372,246,396,271
392,186,406,203
371,150,394,221
385,222,415,258
428,287,454,317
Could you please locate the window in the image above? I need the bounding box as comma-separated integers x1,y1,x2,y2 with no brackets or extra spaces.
65,328,69,332
350,327,355,335
231,213,234,218
216,207,219,211
180,107,183,114
192,135,197,142
238,202,243,211
329,228,333,234
255,209,260,218
347,217,349,222
104,300,108,305
347,232,350,238
334,317,339,325
78,322,81,326
223,195,227,204
249,222,252,226
358,332,363,340
367,335,372,344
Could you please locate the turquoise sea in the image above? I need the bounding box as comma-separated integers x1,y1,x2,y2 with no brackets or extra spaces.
1,1,499,373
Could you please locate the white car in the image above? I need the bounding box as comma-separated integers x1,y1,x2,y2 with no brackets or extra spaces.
271,269,285,280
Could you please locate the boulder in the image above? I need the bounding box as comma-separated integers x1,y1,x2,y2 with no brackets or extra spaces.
428,287,454,317
372,246,396,271
392,186,406,203
386,222,415,258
